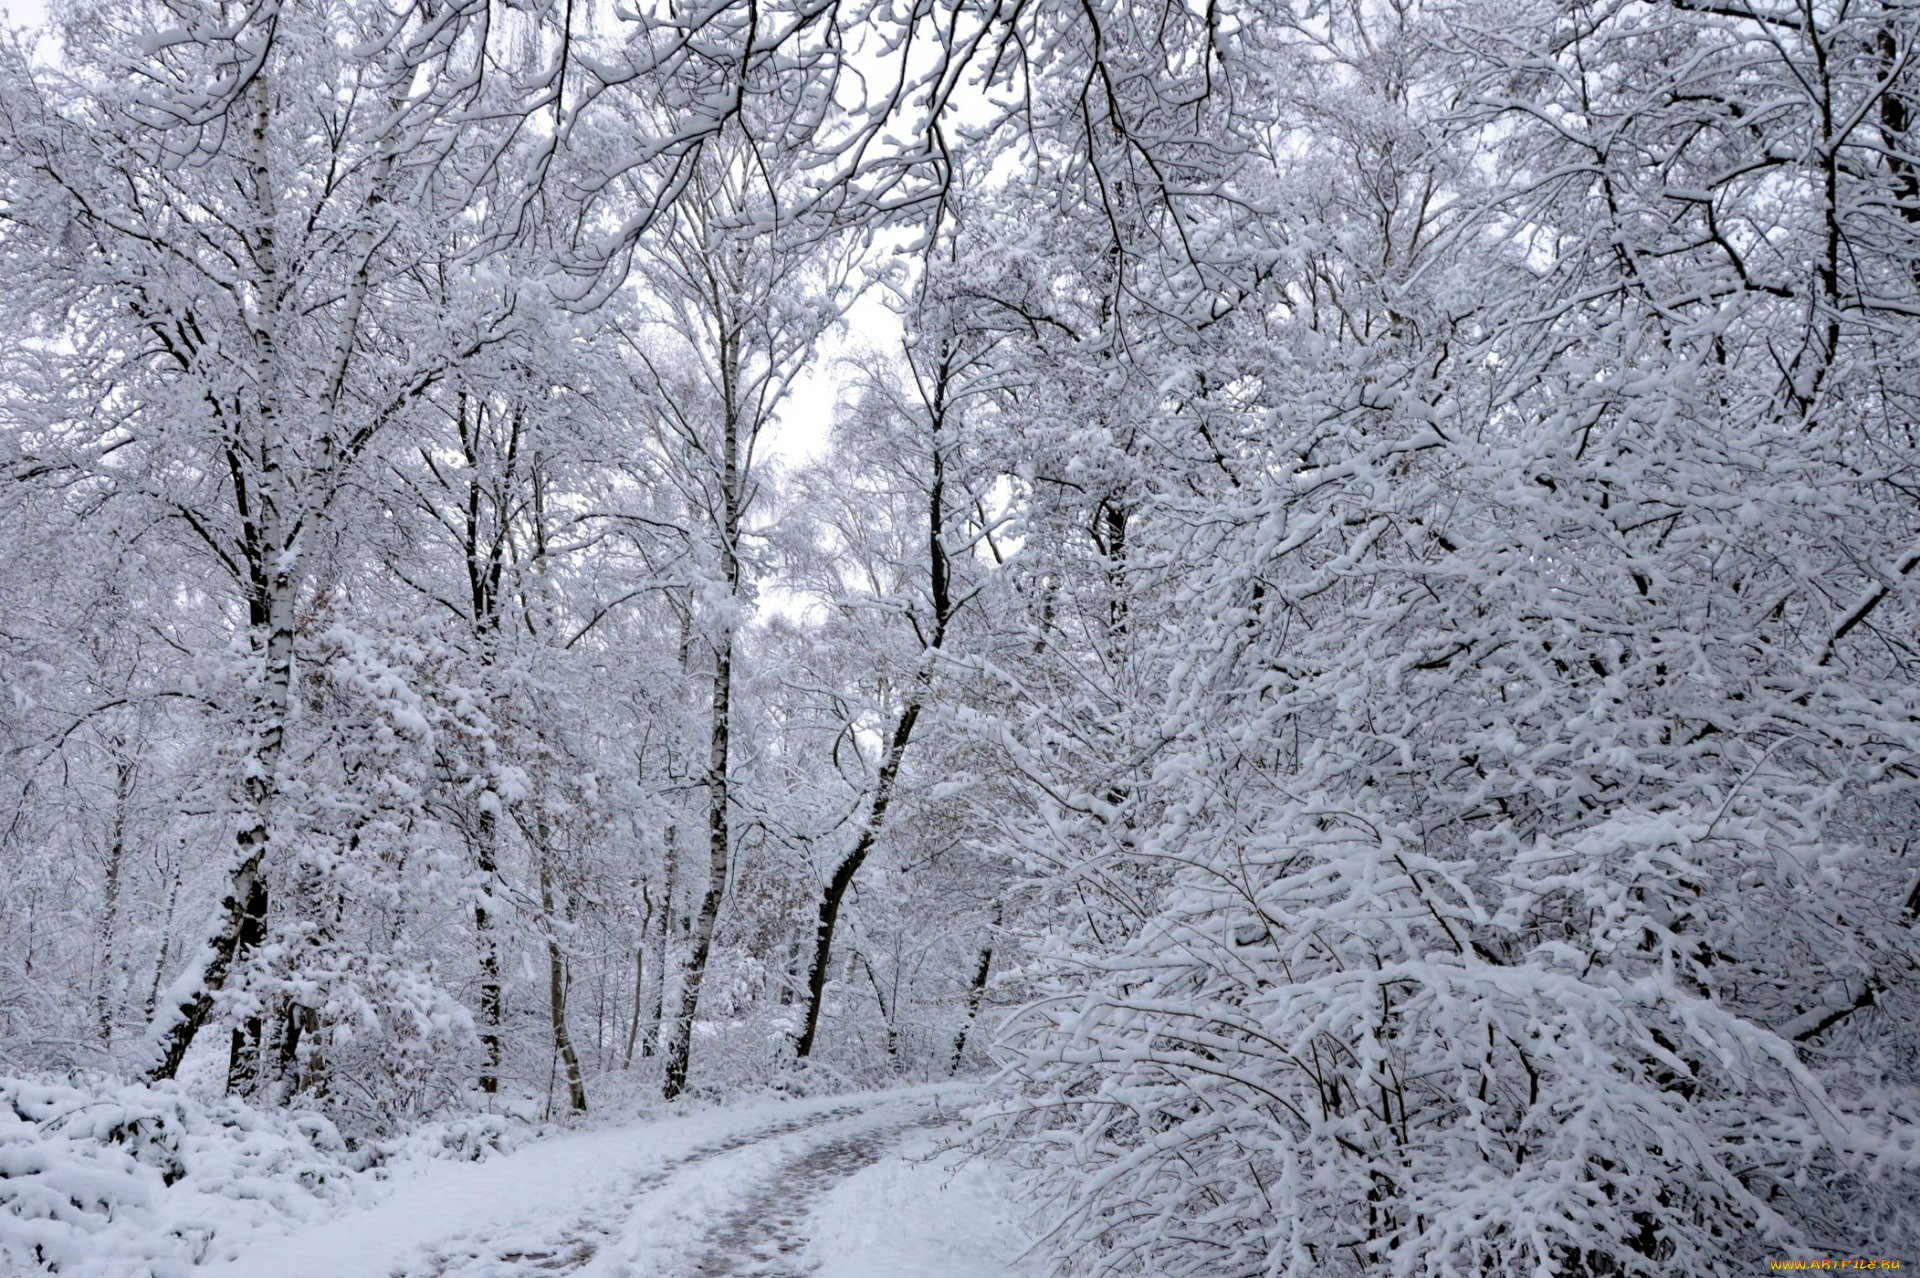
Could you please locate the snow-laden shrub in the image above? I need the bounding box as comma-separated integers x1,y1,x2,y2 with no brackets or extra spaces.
682,1010,802,1101
991,805,1920,1276
0,1076,354,1275
274,948,482,1143
766,1057,861,1100
367,1111,514,1166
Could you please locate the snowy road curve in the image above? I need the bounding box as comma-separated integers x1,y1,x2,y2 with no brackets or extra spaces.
201,1087,1035,1278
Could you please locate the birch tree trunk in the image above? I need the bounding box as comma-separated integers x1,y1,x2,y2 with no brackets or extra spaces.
642,824,679,1060
622,940,645,1069
474,802,505,1094
145,851,183,1021
465,395,513,1095
539,849,588,1114
95,753,134,1051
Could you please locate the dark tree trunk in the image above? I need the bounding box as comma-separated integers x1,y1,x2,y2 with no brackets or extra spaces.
794,702,920,1059
951,903,1001,1074
664,638,733,1100
794,355,957,1059
664,364,743,1101
222,877,270,1094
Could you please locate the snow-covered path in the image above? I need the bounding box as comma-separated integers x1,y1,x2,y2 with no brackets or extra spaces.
199,1087,1036,1278
682,1105,946,1277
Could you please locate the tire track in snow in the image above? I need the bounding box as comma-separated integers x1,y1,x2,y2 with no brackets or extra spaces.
390,1104,865,1278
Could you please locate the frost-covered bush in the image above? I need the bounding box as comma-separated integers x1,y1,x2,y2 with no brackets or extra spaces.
0,1076,354,1275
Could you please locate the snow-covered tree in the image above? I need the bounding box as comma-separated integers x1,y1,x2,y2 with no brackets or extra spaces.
980,2,1920,1273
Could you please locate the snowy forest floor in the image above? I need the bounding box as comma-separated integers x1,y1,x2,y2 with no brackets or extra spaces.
195,1084,1037,1278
